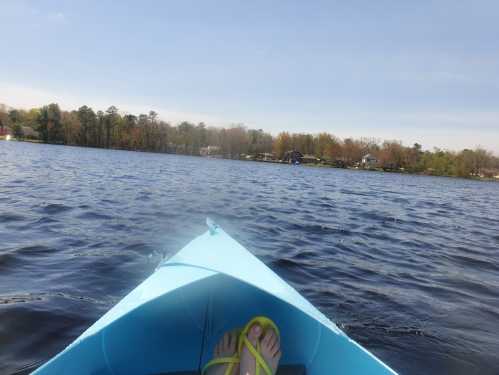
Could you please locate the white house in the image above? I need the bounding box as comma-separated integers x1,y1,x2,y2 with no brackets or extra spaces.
200,145,222,157
361,153,378,168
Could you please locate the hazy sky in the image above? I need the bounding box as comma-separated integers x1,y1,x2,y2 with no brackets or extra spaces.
2,0,498,152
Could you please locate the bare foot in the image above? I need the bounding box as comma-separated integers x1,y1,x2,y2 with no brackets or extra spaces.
206,331,239,375
239,324,281,375
260,328,281,374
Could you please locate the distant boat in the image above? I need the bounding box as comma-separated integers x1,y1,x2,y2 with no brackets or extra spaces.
33,219,397,375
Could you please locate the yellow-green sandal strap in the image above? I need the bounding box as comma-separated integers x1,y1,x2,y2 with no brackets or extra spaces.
238,316,280,354
202,356,239,375
241,335,272,375
224,361,235,375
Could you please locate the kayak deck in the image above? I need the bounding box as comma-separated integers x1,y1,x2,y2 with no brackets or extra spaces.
33,222,397,375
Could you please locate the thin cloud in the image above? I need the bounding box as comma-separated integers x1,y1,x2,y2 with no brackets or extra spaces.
48,11,67,23
0,83,231,126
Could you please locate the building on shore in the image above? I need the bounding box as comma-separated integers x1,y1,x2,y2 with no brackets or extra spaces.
255,152,276,161
200,145,222,158
361,153,379,168
0,126,11,136
282,150,321,164
282,150,303,164
21,126,39,140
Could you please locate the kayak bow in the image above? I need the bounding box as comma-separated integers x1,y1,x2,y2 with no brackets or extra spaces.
33,219,397,375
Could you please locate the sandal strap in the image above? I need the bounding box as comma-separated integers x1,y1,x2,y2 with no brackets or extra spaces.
238,316,280,353
241,335,273,375
238,316,280,375
202,356,239,375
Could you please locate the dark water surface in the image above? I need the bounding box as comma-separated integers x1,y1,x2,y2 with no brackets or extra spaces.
1,142,498,374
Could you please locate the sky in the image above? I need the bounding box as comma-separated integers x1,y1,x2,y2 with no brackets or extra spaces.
1,0,499,153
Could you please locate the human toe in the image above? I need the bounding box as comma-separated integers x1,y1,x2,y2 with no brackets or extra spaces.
247,323,262,344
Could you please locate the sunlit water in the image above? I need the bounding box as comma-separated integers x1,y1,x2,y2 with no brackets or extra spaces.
1,142,498,374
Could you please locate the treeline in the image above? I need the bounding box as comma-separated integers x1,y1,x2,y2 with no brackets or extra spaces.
1,103,498,179
273,132,499,178
0,104,272,156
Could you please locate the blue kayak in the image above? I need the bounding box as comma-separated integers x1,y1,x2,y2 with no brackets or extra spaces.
33,219,398,375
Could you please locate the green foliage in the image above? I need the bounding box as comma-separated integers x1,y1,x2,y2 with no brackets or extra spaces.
38,104,63,143
12,122,24,139
7,109,24,139
77,105,97,146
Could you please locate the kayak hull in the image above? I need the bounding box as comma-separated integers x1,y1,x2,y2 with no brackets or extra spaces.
33,223,397,375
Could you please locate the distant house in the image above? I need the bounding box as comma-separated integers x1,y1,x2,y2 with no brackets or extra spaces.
361,153,378,168
21,126,39,139
200,145,222,157
255,152,276,161
0,125,11,136
282,150,303,164
0,126,12,141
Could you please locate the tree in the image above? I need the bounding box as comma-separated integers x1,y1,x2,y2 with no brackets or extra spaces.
378,141,406,170
406,143,424,172
105,106,118,148
342,138,363,165
177,121,195,154
424,148,455,176
122,114,137,149
96,110,105,147
455,149,474,177
273,132,291,159
316,133,342,160
225,125,248,158
77,106,97,146
8,109,21,125
8,110,23,139
38,104,62,143
61,111,81,145
248,129,273,155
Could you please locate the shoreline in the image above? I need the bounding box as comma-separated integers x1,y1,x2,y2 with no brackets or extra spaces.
3,138,498,183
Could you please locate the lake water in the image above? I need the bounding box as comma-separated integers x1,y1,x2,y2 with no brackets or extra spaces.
1,141,498,374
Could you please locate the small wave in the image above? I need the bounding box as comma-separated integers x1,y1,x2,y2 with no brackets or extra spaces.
39,203,73,214
288,222,351,236
0,212,26,223
340,188,371,197
449,253,499,273
34,216,59,225
76,211,113,220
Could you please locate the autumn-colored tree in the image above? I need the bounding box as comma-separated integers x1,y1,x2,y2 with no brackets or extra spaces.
61,111,81,145
379,141,406,170
342,138,363,164
273,132,291,159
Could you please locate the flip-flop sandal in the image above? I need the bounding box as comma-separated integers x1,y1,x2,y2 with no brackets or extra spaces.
238,316,280,375
202,329,241,375
202,316,279,375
